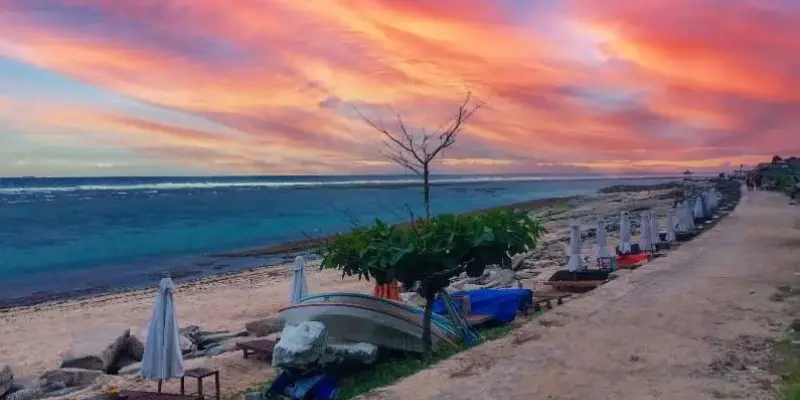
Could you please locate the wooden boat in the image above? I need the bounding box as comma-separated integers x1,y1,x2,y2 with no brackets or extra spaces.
281,293,459,353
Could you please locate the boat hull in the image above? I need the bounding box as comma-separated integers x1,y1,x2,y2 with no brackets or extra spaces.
279,301,456,353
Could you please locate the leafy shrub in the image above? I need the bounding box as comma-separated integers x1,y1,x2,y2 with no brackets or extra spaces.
320,209,542,356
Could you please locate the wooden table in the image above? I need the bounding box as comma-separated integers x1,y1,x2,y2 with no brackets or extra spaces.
180,368,220,400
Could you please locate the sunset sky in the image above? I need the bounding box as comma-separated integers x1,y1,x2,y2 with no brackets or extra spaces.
0,0,798,177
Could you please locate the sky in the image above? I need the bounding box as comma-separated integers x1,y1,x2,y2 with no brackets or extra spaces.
0,0,798,177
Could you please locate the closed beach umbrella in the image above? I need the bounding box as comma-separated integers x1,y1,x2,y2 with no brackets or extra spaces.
595,217,611,259
649,212,660,246
639,212,652,252
687,201,696,230
567,221,582,272
619,211,632,254
290,256,309,304
667,208,677,242
693,196,704,220
141,278,184,389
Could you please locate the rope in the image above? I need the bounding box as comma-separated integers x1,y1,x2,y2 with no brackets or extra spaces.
437,290,481,348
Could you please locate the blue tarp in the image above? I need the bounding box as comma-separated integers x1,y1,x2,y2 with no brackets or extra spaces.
432,289,533,326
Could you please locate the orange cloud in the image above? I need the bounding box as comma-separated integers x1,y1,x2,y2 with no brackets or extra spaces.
0,0,797,176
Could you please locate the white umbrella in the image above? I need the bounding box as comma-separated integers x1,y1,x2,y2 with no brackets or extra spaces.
639,212,652,252
141,278,184,391
595,217,611,259
619,211,632,254
649,212,660,247
693,196,704,220
566,221,582,272
290,256,309,304
666,207,677,242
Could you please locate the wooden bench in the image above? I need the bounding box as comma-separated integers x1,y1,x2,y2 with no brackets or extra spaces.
543,280,606,293
235,339,276,361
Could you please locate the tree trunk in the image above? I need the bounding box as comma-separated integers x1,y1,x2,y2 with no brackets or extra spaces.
423,165,431,219
422,288,436,359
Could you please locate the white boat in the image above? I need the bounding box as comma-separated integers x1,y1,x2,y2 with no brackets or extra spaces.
297,292,458,337
279,294,458,353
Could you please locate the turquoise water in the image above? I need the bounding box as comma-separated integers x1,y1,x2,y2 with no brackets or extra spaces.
0,174,677,306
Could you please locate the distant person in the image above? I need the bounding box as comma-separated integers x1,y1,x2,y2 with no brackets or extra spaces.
746,174,754,191
755,174,763,191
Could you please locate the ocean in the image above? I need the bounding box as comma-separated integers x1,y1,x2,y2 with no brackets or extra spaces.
0,175,677,307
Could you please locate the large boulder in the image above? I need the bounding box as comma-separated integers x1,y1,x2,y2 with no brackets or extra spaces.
60,329,122,372
1,365,13,397
40,368,103,388
319,343,377,367
272,322,328,370
245,317,285,337
126,329,146,361
101,329,131,373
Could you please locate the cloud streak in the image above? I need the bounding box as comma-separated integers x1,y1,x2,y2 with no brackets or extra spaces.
0,0,797,176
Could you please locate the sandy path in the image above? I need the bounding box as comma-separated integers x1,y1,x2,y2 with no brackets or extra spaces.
364,189,800,400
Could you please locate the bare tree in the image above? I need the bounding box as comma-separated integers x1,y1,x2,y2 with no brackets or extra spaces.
355,92,483,218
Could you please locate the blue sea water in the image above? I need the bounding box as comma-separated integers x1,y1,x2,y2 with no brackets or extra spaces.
0,174,677,306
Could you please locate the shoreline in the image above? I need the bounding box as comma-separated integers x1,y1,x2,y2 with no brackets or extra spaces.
0,194,584,312
0,179,688,311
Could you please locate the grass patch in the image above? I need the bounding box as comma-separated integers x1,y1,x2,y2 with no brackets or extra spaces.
771,329,800,399
770,285,800,302
335,323,516,399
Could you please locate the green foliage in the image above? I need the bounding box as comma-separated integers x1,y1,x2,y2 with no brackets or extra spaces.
321,209,541,297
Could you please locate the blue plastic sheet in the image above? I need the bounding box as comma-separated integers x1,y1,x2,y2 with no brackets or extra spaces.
432,289,533,326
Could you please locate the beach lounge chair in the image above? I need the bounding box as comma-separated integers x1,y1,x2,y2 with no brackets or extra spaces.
236,339,277,361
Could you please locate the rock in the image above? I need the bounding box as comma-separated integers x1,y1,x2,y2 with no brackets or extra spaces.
179,325,201,343
118,362,142,376
319,343,378,367
46,387,81,398
40,368,103,388
485,268,516,288
179,334,196,354
460,283,483,291
127,329,146,361
1,365,13,397
5,388,43,400
272,322,328,370
40,381,67,394
245,317,285,337
205,341,238,357
60,355,104,372
530,259,557,268
101,329,131,373
60,329,121,371
5,382,25,397
515,269,540,279
197,331,248,348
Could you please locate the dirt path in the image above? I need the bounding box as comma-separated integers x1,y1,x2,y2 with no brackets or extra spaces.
365,189,800,400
